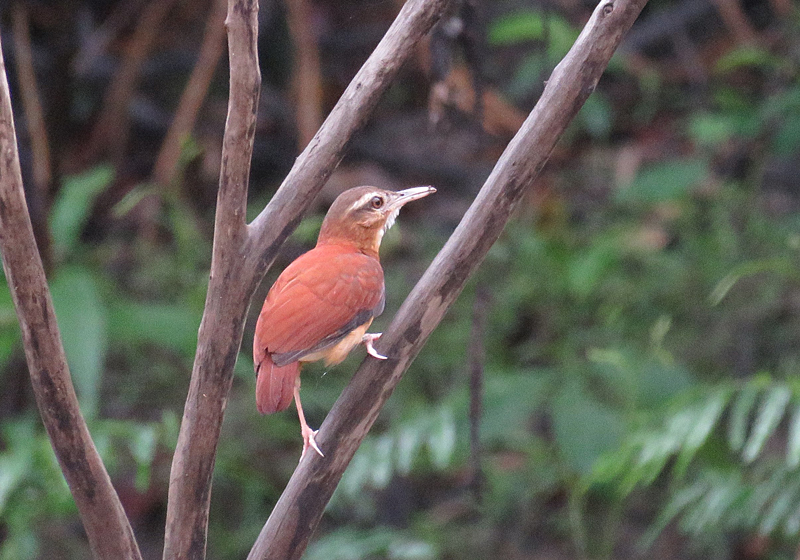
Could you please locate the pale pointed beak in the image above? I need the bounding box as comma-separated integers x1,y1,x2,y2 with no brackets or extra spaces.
386,186,436,212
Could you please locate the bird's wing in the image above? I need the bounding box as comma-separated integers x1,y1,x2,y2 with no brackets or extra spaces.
253,246,385,367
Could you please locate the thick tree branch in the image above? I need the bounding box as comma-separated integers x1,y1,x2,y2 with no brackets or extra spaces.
0,33,141,560
247,1,648,558
164,1,454,558
162,0,256,557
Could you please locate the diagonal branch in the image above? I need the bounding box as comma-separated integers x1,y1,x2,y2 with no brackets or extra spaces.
247,1,648,558
0,31,142,560
245,0,455,279
164,0,454,558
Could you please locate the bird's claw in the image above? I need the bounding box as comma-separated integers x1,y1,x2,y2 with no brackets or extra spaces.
362,333,388,360
301,426,324,458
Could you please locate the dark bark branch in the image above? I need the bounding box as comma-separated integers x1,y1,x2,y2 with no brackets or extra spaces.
161,0,257,557
0,33,142,560
153,0,228,188
164,1,454,557
164,0,453,556
247,1,648,558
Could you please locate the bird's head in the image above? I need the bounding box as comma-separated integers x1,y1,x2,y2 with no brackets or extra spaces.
317,185,436,257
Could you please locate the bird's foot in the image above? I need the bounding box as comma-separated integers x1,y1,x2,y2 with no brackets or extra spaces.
362,333,388,360
301,425,324,458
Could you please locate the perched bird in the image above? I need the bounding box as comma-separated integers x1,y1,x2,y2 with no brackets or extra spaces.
253,185,435,457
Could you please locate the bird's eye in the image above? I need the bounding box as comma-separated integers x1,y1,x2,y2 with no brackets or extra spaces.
370,196,384,209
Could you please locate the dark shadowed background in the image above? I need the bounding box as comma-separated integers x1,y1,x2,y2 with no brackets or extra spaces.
1,0,800,559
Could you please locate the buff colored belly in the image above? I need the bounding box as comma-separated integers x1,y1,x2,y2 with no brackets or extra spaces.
300,319,373,367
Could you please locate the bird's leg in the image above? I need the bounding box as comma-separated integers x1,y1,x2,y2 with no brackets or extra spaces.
362,332,388,360
294,380,324,458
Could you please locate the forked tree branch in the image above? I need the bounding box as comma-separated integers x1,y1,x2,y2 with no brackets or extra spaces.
164,0,454,558
0,33,142,560
247,0,648,558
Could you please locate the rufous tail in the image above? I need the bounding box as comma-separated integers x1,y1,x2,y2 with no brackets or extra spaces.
255,353,300,415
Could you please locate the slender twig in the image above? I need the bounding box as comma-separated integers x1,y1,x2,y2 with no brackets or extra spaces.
72,0,149,76
0,31,142,560
153,0,228,188
285,0,323,150
10,3,53,271
248,1,648,558
84,0,176,165
164,1,455,557
11,4,51,196
468,285,489,502
710,0,757,45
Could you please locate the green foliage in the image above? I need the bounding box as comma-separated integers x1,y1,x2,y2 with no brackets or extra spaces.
588,376,800,549
306,528,436,560
0,165,209,557
0,415,177,560
616,158,708,203
50,166,114,257
50,266,107,419
488,10,578,58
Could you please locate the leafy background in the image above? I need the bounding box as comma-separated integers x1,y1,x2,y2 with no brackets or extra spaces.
1,0,800,559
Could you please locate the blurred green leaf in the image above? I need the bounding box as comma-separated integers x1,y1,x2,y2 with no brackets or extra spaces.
578,93,613,140
482,371,551,443
396,422,425,476
0,274,21,369
772,113,800,155
728,381,761,452
51,165,114,255
107,300,200,356
617,158,707,203
372,434,394,488
760,476,800,535
568,244,617,298
689,113,738,147
130,424,157,492
305,529,436,560
715,46,782,73
488,10,545,44
0,422,35,515
787,405,800,469
673,389,728,478
426,406,456,470
638,361,693,408
709,258,794,305
552,381,626,474
743,384,791,463
50,266,108,419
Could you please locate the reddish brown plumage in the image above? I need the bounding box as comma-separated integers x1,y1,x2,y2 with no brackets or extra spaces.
254,353,298,414
253,185,435,456
253,244,384,414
